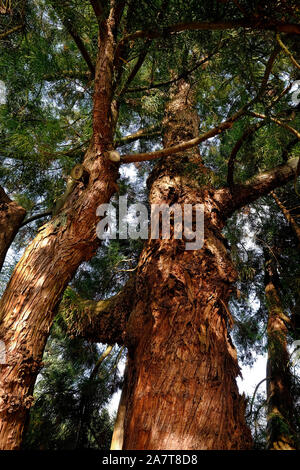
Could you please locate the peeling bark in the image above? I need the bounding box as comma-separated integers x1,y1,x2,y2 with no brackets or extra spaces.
121,81,252,450
0,186,26,273
0,13,119,449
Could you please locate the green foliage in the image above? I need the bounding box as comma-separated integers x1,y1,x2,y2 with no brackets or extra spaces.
23,316,122,450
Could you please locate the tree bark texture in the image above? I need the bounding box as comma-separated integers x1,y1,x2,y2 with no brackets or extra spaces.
0,186,26,273
0,17,119,449
121,80,252,450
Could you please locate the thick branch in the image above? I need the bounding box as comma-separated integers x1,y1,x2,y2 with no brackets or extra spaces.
59,277,135,345
121,107,248,163
116,19,300,52
215,157,299,217
89,0,104,23
0,186,26,272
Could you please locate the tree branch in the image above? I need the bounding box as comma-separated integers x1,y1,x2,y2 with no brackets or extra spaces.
63,19,95,76
59,277,136,345
120,106,249,163
20,210,52,228
116,19,300,54
114,124,161,147
215,157,299,217
276,33,300,70
249,111,300,140
0,24,22,40
227,121,265,188
271,191,300,244
89,0,104,23
0,186,26,272
121,49,280,164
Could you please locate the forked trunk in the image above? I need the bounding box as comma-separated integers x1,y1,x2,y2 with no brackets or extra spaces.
121,81,252,449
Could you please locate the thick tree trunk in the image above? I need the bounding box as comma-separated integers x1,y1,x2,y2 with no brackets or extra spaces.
0,17,119,449
264,251,297,450
0,186,26,273
0,148,118,449
121,81,252,449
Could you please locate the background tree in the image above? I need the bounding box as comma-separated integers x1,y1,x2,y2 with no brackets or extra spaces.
23,317,122,450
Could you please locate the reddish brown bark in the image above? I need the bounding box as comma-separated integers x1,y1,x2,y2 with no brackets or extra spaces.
118,78,299,449
0,186,26,273
121,81,252,450
264,251,296,450
0,12,119,449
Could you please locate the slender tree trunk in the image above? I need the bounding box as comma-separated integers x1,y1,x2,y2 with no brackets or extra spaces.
271,191,300,341
271,191,300,245
0,186,26,273
0,18,119,449
264,250,296,450
121,81,252,449
111,362,128,450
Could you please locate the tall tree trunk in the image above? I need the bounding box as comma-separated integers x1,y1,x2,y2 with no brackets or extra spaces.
0,17,119,449
271,191,300,245
271,191,300,341
121,80,252,449
0,186,26,273
264,249,296,450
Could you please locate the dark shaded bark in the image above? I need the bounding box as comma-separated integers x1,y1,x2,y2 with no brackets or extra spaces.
271,192,300,340
60,277,136,345
121,80,252,450
0,186,26,273
271,191,300,245
264,250,297,450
